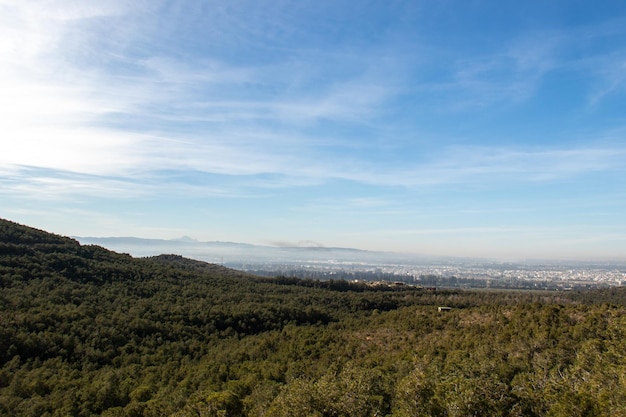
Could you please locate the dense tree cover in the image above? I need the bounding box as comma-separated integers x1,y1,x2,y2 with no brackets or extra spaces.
1,218,626,416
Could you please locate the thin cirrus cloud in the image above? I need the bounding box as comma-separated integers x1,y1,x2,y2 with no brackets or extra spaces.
0,2,400,189
1,1,620,183
416,146,625,184
320,145,626,188
417,18,626,113
1,0,626,259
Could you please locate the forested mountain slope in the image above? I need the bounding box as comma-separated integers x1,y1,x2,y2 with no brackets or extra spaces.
1,218,626,416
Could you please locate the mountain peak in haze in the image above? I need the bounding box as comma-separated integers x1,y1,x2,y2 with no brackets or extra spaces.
173,235,198,243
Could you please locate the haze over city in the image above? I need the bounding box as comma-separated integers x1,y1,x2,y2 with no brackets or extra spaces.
1,1,626,261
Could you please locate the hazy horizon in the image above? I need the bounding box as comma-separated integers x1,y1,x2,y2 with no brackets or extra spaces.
75,234,626,265
2,1,626,261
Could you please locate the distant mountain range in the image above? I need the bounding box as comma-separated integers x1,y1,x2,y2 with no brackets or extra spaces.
74,236,444,267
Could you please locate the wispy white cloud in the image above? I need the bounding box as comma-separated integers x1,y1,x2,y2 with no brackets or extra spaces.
0,0,403,190
413,17,626,112
0,166,148,200
587,55,626,105
405,30,563,111
410,145,626,184
1,0,625,261
1,0,625,200
3,133,625,199
317,144,626,188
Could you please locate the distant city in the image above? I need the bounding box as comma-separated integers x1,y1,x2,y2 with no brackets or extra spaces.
77,236,626,290
240,261,626,291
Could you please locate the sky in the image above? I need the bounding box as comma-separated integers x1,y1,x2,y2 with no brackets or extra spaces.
1,0,626,261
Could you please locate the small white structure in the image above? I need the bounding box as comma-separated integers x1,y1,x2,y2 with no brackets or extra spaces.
438,306,452,312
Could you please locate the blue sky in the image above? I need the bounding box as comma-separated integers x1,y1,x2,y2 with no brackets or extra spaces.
1,0,626,260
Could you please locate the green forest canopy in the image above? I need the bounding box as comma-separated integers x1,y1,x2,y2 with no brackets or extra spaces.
1,218,626,416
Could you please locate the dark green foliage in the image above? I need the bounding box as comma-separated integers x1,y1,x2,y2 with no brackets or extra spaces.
1,218,626,416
